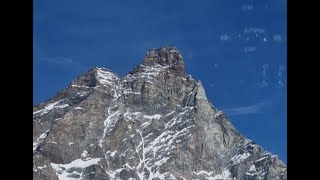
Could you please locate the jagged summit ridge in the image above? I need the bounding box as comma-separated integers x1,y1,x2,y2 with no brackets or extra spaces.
70,46,186,82
143,46,183,66
131,46,187,77
33,46,287,180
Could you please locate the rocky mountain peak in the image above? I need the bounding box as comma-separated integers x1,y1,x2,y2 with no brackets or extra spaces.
33,46,286,180
130,46,186,77
143,46,183,66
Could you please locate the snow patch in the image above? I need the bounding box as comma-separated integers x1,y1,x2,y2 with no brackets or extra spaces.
96,68,119,87
54,118,62,122
81,151,89,159
99,110,120,147
193,170,213,176
141,121,152,129
71,85,91,88
214,111,223,118
255,156,268,163
154,157,170,166
164,111,176,117
105,168,125,179
249,164,256,172
37,165,46,170
196,169,232,180
144,114,162,120
33,130,50,151
55,104,69,109
109,151,117,157
33,100,63,115
51,158,101,180
123,89,141,95
231,152,251,165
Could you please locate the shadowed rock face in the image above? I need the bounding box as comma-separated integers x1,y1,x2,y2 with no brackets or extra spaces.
33,46,287,180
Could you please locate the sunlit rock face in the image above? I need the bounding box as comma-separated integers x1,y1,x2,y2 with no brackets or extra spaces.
33,46,287,180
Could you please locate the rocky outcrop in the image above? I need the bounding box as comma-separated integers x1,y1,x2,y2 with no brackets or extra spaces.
33,46,287,180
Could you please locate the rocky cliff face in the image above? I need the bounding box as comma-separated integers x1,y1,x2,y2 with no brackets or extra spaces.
33,46,287,180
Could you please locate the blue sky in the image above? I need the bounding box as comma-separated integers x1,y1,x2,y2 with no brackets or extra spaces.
33,0,287,163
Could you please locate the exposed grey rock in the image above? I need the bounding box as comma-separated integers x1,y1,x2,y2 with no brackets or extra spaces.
33,46,287,180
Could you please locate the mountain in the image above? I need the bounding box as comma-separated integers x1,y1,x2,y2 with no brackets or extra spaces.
33,46,287,180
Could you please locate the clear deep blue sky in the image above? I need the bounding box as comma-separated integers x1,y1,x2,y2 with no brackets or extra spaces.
33,0,287,163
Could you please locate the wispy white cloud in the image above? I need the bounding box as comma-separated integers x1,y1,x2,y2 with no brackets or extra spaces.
258,64,269,88
42,56,73,64
277,80,285,88
258,80,268,88
210,63,219,71
224,101,270,116
273,34,283,43
220,34,230,41
278,64,285,77
262,64,269,77
40,56,88,71
277,65,286,88
209,83,215,88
